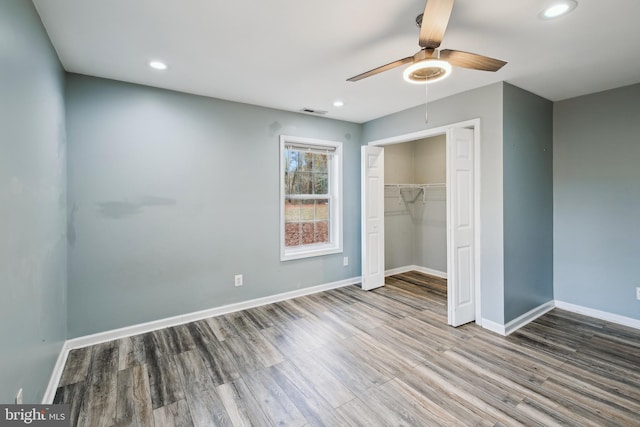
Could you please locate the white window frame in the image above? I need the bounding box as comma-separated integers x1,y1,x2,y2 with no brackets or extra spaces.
280,135,343,261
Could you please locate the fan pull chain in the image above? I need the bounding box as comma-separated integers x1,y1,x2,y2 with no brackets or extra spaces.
425,80,429,123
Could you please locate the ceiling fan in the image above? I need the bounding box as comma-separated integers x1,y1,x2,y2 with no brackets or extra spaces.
347,0,507,84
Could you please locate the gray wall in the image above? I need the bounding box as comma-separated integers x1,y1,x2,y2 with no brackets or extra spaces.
384,194,415,269
503,83,554,323
414,136,447,273
384,142,415,270
0,1,67,403
554,83,640,320
364,83,505,324
65,75,362,337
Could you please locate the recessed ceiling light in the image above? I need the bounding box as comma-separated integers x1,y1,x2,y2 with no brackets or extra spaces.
333,100,344,107
540,0,577,19
148,61,167,70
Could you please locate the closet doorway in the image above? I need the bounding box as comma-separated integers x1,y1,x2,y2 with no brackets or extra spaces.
361,120,480,327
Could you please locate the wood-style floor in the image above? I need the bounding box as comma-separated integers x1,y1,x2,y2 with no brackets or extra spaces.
54,271,640,426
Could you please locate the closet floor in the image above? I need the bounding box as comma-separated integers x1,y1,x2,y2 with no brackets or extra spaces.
54,271,640,426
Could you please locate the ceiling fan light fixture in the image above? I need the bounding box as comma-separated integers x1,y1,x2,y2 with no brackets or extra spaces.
540,0,578,19
403,59,452,84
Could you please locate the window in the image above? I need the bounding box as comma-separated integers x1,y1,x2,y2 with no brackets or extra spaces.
280,135,343,261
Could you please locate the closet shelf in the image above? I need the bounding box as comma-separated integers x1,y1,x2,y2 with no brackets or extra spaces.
384,183,446,204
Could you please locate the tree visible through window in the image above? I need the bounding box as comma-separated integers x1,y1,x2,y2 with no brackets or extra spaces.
280,136,342,261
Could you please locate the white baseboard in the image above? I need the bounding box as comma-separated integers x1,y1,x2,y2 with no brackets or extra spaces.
504,300,555,336
385,265,447,279
413,265,447,279
385,265,415,276
480,318,506,335
42,275,361,403
482,299,640,337
481,300,555,336
66,276,361,350
555,300,640,330
42,341,72,404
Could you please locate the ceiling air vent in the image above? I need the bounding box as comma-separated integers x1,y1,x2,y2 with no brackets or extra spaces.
300,108,328,115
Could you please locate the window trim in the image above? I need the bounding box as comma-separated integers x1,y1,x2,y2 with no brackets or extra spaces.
280,135,343,261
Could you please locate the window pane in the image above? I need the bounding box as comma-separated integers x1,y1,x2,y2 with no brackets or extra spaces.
315,199,328,220
284,199,300,223
313,153,328,172
313,173,328,195
284,148,299,195
297,172,312,195
284,171,294,195
285,223,300,247
315,221,329,243
293,173,305,194
285,150,299,172
300,200,314,221
301,152,314,171
301,222,314,245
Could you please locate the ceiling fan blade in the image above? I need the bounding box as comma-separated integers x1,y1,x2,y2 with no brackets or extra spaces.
440,49,507,71
347,57,414,82
419,0,455,49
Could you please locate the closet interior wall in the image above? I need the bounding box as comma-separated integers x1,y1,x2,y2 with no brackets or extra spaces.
384,135,447,275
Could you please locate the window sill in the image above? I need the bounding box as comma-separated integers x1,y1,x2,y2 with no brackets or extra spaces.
281,244,342,261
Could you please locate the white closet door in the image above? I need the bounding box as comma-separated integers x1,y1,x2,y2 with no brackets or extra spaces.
447,127,475,326
361,145,385,291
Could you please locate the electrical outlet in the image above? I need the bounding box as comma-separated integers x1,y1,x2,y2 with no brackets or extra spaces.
16,388,23,404
636,287,640,300
234,274,243,287
343,256,349,266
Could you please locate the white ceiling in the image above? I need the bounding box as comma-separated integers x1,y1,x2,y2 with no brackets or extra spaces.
33,0,640,123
